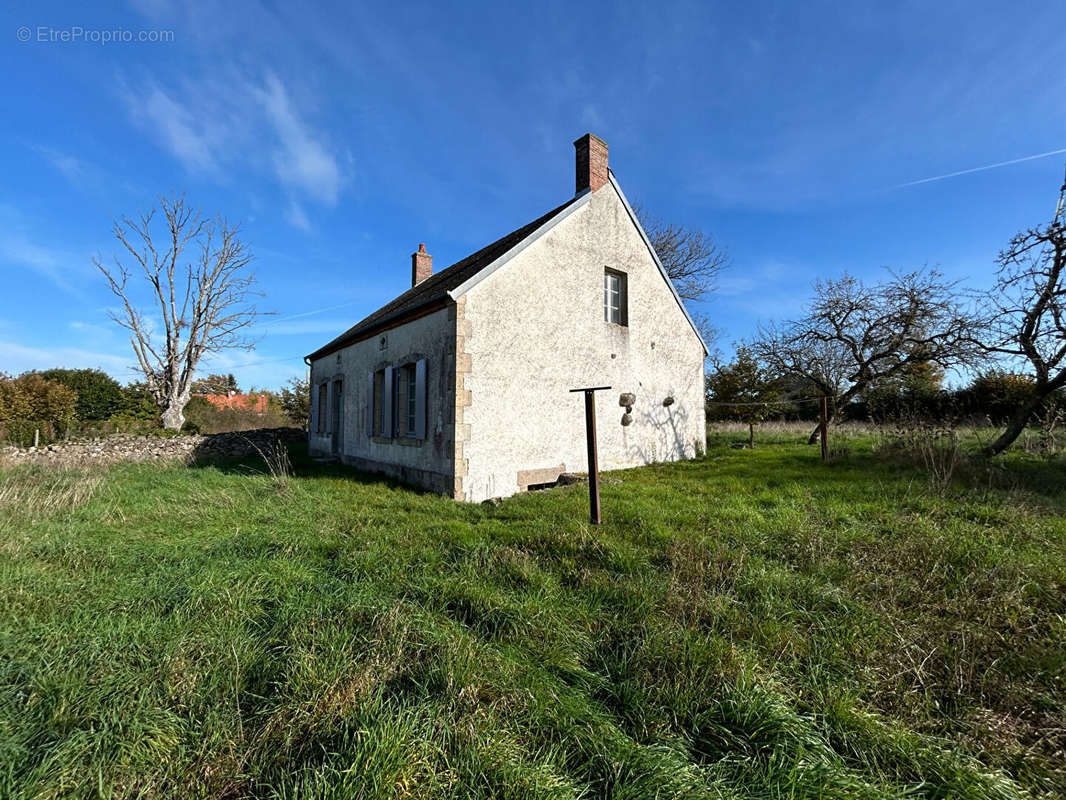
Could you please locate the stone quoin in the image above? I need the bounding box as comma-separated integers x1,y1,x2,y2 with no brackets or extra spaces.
304,133,707,502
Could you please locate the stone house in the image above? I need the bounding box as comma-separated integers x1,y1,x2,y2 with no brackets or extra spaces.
305,134,707,502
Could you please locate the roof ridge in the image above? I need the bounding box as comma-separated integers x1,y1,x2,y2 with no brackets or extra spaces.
306,195,580,360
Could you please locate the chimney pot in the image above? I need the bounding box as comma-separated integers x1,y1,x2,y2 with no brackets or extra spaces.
411,243,432,287
574,133,608,195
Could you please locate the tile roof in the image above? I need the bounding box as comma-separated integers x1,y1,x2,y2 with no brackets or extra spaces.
306,195,580,361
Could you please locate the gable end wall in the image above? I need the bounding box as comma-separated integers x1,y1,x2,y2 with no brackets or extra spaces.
458,184,706,502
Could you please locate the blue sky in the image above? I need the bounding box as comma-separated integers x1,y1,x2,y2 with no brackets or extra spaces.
2,1,1065,389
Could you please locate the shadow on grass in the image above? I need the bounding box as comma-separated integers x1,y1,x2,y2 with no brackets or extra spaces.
187,436,445,498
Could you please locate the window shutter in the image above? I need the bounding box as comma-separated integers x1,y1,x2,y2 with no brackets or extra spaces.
414,358,427,440
318,383,329,434
383,365,395,438
365,372,374,437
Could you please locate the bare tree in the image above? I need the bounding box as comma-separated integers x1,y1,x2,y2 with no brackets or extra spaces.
690,310,721,357
95,195,260,430
191,373,240,395
976,222,1066,454
636,205,730,304
751,269,977,442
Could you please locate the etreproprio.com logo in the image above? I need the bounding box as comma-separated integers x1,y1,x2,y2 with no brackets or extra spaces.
17,25,175,44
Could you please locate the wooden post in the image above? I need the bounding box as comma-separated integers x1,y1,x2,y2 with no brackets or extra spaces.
819,396,828,462
570,386,611,525
33,428,40,449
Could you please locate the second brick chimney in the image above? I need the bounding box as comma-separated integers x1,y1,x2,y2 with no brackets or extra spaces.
411,243,432,287
574,133,608,195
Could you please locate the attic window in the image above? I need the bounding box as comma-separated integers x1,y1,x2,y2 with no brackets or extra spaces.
604,268,627,325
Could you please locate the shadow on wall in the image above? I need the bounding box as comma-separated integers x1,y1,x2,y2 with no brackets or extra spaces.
625,396,693,466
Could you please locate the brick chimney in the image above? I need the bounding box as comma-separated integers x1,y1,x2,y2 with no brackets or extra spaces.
574,133,608,195
411,243,432,287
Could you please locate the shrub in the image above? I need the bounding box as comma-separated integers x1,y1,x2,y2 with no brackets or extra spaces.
962,371,1038,424
112,382,160,423
705,346,784,447
182,393,290,434
37,368,123,421
0,373,77,445
279,375,310,427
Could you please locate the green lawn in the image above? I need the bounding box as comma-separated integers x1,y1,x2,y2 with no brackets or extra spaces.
1,433,1064,799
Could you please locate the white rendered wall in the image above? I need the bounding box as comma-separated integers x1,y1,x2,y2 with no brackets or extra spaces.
459,184,706,502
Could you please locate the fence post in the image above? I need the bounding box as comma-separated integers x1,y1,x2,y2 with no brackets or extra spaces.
819,396,828,461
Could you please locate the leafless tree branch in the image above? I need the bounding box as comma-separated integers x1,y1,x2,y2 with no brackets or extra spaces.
94,194,261,429
974,221,1066,454
751,268,979,441
635,204,730,304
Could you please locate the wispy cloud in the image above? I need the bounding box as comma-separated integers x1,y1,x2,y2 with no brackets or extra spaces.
0,231,84,296
260,318,352,336
0,340,134,379
256,73,343,205
285,199,312,232
123,69,346,210
271,301,359,322
895,148,1066,188
138,83,221,171
34,146,87,182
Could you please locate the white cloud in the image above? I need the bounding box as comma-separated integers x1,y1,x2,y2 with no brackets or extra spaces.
138,84,220,171
0,232,83,296
285,199,312,232
123,70,344,206
0,340,135,380
256,73,342,205
34,146,87,182
261,317,352,336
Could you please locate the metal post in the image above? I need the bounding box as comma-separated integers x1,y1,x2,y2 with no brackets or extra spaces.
570,386,611,525
584,390,601,524
819,396,829,462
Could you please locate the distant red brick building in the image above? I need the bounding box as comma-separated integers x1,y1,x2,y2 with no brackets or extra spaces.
197,393,270,413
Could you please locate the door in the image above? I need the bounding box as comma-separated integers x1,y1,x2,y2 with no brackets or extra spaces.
331,380,343,454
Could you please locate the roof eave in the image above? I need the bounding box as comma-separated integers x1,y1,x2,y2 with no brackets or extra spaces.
305,295,452,362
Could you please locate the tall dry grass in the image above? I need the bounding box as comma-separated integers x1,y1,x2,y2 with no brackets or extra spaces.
0,466,102,516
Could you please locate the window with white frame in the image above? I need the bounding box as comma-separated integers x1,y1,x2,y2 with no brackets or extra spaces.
604,268,627,325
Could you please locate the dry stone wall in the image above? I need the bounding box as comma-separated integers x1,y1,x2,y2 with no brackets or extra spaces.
0,428,304,467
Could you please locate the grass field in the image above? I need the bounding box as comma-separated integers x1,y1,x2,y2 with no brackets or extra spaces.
1,430,1064,799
